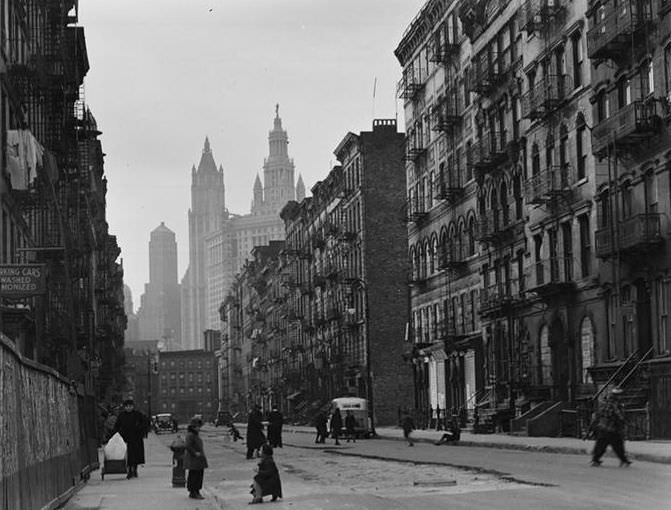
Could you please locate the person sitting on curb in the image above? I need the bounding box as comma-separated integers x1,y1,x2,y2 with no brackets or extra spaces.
434,416,461,445
249,444,283,504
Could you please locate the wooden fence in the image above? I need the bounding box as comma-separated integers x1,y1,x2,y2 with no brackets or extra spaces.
0,334,98,510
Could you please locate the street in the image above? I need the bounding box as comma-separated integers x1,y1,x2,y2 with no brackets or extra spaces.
185,428,671,510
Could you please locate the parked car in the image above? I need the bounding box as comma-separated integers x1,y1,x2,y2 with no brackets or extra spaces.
154,413,178,434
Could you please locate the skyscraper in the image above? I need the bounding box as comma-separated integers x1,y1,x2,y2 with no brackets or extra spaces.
137,222,181,349
181,139,226,349
202,107,303,331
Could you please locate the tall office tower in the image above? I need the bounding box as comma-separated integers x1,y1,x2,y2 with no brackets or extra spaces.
138,222,182,349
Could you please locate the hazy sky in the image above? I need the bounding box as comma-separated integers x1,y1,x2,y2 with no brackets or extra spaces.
80,0,425,308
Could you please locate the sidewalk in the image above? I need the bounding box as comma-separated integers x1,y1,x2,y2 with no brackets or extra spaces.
61,433,217,510
278,424,671,464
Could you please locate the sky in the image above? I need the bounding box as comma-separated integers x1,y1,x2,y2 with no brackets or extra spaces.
79,0,425,309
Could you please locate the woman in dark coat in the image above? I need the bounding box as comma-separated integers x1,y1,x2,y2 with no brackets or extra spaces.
330,408,343,446
113,399,148,478
250,444,282,504
267,407,284,448
184,416,208,499
246,406,266,459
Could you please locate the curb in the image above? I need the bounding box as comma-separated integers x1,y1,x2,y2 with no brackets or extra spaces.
277,426,671,465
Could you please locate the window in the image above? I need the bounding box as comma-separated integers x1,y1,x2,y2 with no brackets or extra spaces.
576,115,587,179
561,221,573,280
571,32,583,88
545,132,554,169
617,78,631,108
645,172,658,213
665,44,671,94
656,279,669,354
532,143,540,176
596,90,609,122
513,175,523,219
578,214,591,277
641,60,654,96
621,183,633,218
607,293,617,359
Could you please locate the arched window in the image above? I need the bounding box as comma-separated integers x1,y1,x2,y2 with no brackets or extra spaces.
580,317,595,384
458,221,466,260
490,189,499,228
500,181,509,224
448,224,457,261
468,217,476,255
420,243,428,279
539,325,552,385
513,174,523,219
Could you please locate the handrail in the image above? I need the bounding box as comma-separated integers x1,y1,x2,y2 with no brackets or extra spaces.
592,349,640,401
619,346,654,388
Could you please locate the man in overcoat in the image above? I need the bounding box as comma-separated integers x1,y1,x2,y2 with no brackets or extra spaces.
591,387,631,467
267,406,284,448
246,405,266,459
184,416,208,499
113,399,148,478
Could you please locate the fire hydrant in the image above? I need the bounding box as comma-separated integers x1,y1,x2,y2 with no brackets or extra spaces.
169,436,186,488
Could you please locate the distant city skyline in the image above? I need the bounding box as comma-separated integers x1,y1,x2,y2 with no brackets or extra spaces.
79,0,425,304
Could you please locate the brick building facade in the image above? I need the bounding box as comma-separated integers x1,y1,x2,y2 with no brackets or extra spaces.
396,0,671,438
219,120,413,426
156,349,218,423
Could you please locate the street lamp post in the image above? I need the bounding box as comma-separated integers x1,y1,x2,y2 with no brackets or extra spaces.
348,278,377,437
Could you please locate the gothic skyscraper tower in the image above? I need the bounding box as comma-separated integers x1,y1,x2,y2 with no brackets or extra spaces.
181,138,226,349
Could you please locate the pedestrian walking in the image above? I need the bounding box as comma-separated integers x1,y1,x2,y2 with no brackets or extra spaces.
314,410,328,444
249,444,283,504
246,405,266,460
184,416,208,499
330,407,343,446
267,406,284,448
400,410,415,447
113,399,149,478
345,410,357,443
590,387,631,467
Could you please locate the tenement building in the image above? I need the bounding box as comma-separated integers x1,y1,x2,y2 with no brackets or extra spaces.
396,0,671,438
220,120,413,426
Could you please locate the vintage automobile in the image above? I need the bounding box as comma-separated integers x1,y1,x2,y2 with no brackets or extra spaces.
154,413,177,434
329,397,372,438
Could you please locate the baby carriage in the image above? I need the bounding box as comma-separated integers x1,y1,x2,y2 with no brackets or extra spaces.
101,432,127,479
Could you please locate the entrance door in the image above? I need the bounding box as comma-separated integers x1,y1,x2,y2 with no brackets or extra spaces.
550,319,570,401
651,374,671,439
635,279,653,354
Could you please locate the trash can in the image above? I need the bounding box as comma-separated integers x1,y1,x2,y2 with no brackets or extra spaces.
169,436,186,488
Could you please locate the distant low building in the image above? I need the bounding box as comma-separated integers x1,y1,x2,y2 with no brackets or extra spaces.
156,349,218,423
